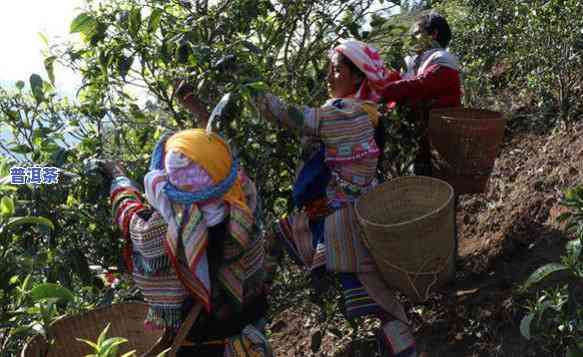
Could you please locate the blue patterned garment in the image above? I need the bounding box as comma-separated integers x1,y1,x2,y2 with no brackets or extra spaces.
339,273,383,319
292,146,331,209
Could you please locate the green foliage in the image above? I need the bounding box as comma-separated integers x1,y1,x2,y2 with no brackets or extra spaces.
0,196,14,217
360,11,424,178
505,0,583,121
436,0,583,123
374,102,419,179
0,83,124,282
560,187,583,239
77,324,133,357
519,186,583,355
0,191,81,354
520,285,583,356
0,82,135,353
46,0,404,223
30,283,76,304
78,323,169,357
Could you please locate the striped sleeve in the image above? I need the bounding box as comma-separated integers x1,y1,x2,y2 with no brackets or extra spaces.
253,93,319,138
110,176,149,239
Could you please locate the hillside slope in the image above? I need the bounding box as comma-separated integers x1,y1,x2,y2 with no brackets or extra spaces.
267,120,583,356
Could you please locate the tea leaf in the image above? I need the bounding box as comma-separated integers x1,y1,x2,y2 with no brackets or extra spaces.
520,313,535,340
566,239,581,261
148,8,162,33
29,74,44,103
97,323,111,347
566,345,583,357
44,56,56,85
70,13,97,35
76,338,99,350
523,263,569,289
129,8,141,38
557,211,572,223
0,196,14,217
5,216,54,231
30,283,74,303
101,337,128,356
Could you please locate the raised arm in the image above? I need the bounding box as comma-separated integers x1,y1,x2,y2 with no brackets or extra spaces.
110,175,150,238
381,65,461,106
94,161,150,239
175,81,210,128
253,93,319,138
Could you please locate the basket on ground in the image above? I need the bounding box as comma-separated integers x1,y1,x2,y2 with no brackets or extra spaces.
428,108,506,194
21,303,165,357
355,176,455,303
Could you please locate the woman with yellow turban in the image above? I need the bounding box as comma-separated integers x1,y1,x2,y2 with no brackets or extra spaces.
101,129,271,356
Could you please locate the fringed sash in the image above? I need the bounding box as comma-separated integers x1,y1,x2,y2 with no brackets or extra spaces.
111,132,262,330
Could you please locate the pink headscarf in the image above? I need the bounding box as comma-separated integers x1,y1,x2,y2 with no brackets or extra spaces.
332,38,399,102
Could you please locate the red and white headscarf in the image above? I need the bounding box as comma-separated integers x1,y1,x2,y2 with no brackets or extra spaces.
332,38,399,102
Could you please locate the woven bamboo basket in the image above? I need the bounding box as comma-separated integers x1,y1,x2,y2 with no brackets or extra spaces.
21,303,165,357
428,108,506,194
355,176,455,303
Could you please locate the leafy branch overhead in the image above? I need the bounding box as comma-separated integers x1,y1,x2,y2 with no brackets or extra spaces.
1,0,582,355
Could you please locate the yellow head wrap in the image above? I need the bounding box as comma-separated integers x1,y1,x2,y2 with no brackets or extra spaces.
165,129,249,212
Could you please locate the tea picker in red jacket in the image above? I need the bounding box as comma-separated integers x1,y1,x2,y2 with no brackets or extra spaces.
381,11,462,176
381,12,462,276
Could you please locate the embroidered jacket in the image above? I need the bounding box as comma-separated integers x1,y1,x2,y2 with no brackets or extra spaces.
110,174,267,335
382,48,462,108
255,94,379,209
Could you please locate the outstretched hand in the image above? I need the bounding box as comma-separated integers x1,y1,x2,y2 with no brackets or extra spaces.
174,79,210,126
175,80,196,104
85,159,127,179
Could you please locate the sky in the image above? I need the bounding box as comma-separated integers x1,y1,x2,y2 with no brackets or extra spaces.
0,1,396,98
0,1,85,95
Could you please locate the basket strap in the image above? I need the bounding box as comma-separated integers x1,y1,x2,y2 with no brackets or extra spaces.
167,304,203,357
380,253,452,302
141,304,202,357
142,329,174,357
356,223,453,302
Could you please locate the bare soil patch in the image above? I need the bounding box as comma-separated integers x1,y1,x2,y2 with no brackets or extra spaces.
267,121,583,356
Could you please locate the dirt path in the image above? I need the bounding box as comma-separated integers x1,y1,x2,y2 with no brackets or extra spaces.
266,121,583,356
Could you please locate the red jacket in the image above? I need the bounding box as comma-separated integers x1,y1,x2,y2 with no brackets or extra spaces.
382,49,462,108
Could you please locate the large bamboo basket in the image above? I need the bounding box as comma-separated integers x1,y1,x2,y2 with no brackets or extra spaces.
355,176,455,303
21,303,165,357
428,108,506,194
